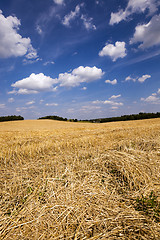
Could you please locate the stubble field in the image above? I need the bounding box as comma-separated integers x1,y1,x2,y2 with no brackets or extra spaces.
0,119,160,239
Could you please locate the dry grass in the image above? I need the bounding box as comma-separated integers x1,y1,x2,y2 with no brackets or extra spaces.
0,118,160,239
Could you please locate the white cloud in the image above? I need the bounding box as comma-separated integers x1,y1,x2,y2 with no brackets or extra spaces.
16,106,34,112
26,101,35,105
0,10,37,59
8,97,14,103
0,103,5,108
127,0,158,14
23,57,41,65
43,61,55,66
111,106,118,110
81,87,87,90
80,105,102,111
7,90,17,94
125,74,151,82
17,89,38,94
81,15,96,30
125,76,136,82
10,66,103,94
141,95,159,102
104,100,123,106
110,10,128,25
130,15,160,49
99,42,127,61
62,5,81,26
62,4,96,31
105,79,117,85
12,73,58,93
138,74,151,83
141,88,160,104
25,46,38,60
45,103,58,106
59,66,104,87
93,99,123,106
36,25,43,35
110,0,159,25
16,108,21,112
53,0,64,5
92,100,102,104
109,94,121,99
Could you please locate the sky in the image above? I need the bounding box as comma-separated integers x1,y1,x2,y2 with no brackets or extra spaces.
0,0,160,120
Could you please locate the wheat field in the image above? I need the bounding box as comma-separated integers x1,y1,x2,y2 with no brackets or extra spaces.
0,119,160,239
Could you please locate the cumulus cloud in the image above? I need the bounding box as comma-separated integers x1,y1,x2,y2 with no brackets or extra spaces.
99,42,127,61
130,15,160,49
103,100,123,106
53,0,64,5
110,0,159,25
8,97,14,103
125,76,136,82
110,10,128,25
26,101,35,105
11,73,58,94
138,74,151,83
17,89,38,94
141,88,160,104
10,66,103,94
125,74,151,83
81,87,87,90
109,94,121,99
45,103,58,106
93,99,123,106
62,5,81,26
141,95,159,103
105,79,117,85
59,66,104,87
0,10,37,59
145,95,158,101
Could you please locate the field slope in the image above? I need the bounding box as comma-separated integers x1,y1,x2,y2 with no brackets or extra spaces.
0,119,160,239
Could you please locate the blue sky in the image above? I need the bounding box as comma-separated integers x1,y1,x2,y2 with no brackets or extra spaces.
0,0,160,120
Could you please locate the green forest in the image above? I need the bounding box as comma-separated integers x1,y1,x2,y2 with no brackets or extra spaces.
0,115,24,122
38,112,160,123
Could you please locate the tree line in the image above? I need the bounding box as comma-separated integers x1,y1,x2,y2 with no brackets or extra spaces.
38,115,78,122
38,115,68,121
38,112,160,123
0,115,24,122
1,113,159,123
86,112,160,123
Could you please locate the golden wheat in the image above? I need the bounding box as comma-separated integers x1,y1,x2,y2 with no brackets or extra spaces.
0,119,160,239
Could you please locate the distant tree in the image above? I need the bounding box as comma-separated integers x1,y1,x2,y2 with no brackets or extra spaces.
88,112,160,124
0,115,24,122
38,115,68,122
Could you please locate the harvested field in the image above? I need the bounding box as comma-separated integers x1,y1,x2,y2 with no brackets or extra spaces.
0,119,160,239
